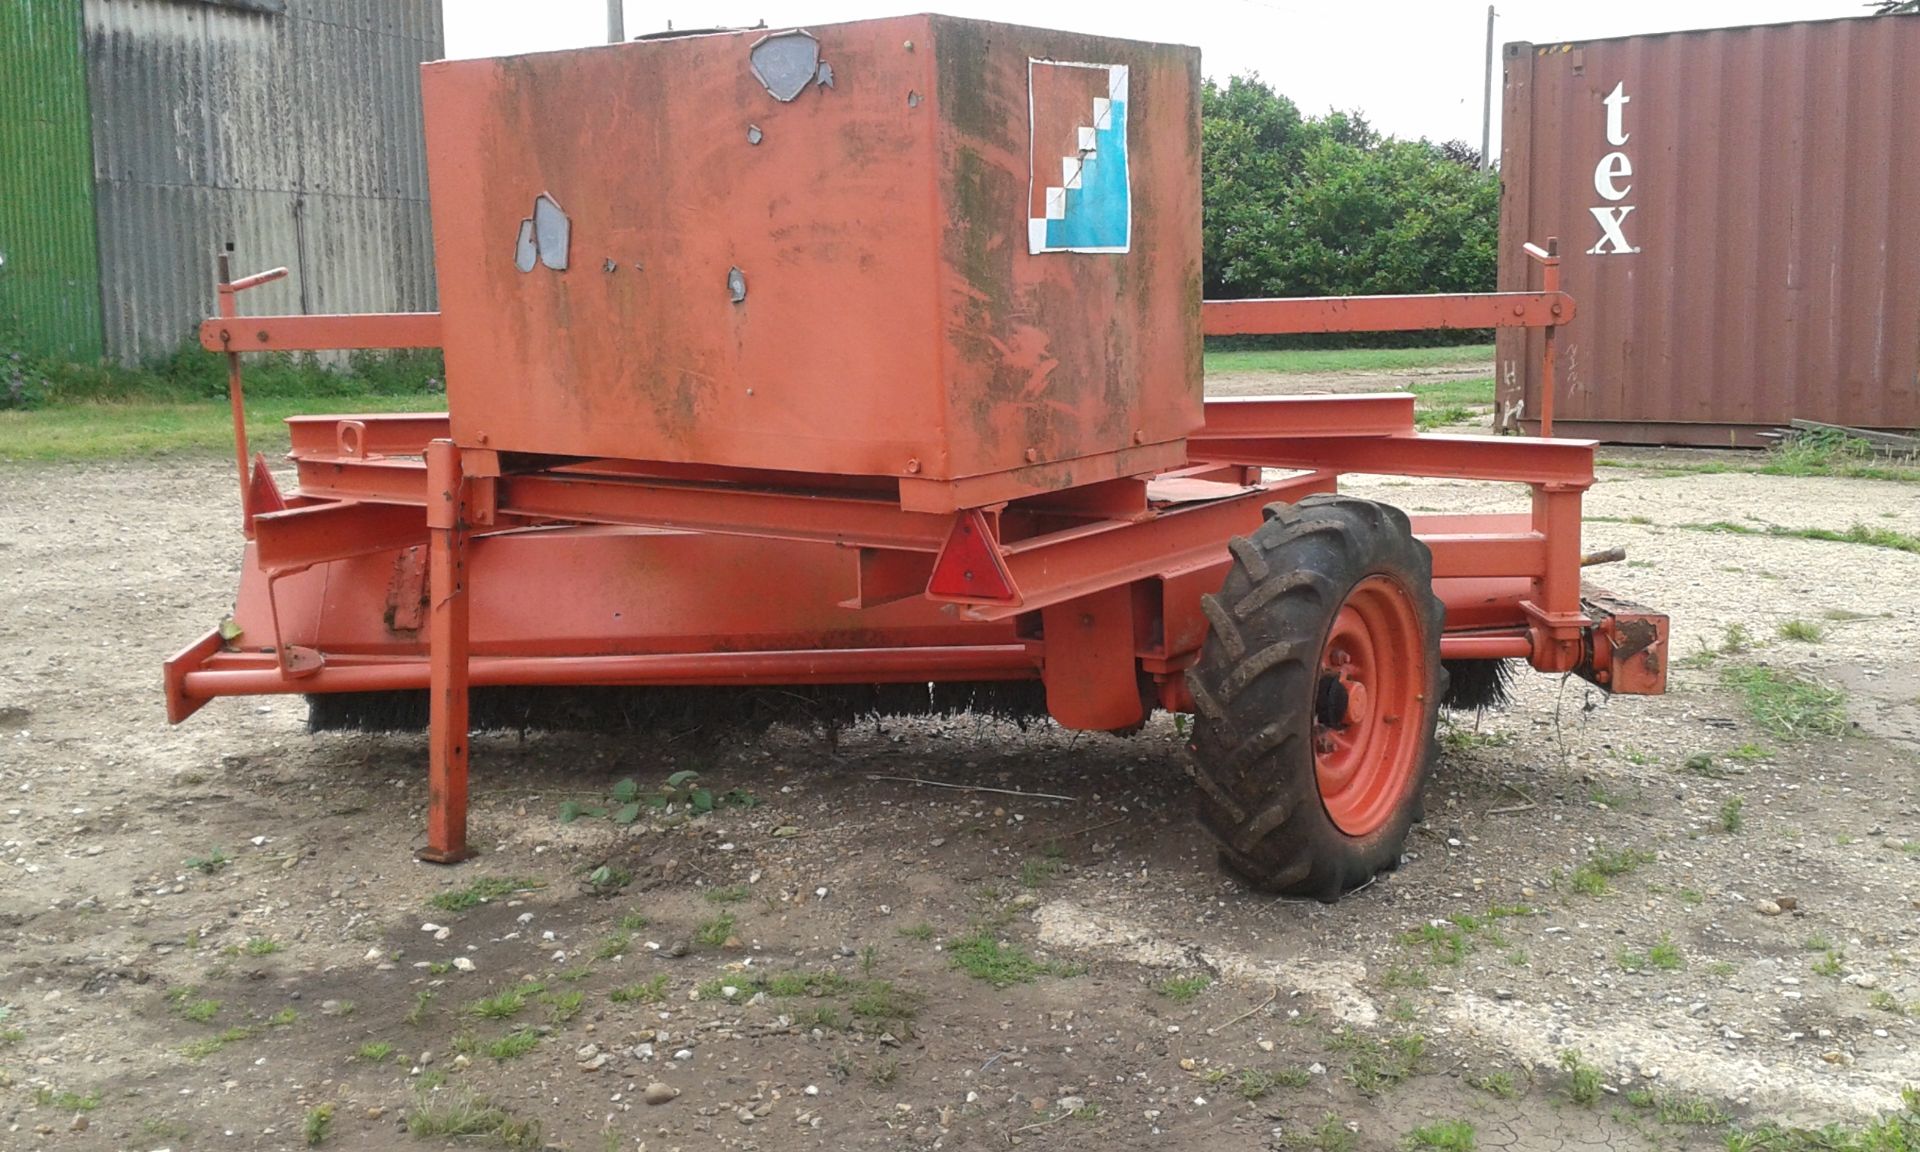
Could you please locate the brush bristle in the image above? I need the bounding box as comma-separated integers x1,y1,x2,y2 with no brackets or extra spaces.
1441,659,1515,712
305,681,1053,735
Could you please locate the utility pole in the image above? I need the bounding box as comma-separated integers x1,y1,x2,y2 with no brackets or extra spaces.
607,0,624,44
1480,5,1496,171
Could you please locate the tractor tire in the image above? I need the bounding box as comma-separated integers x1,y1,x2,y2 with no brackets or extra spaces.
1185,494,1445,900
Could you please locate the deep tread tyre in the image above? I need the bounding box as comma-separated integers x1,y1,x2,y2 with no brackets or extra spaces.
1185,494,1445,900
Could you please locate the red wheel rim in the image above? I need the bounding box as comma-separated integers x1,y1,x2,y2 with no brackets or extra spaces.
1312,575,1425,837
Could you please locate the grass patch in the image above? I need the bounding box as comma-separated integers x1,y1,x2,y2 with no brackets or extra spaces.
466,985,539,1020
694,911,737,948
897,921,935,941
483,1029,541,1061
1470,1070,1521,1100
0,391,446,462
1332,1029,1425,1096
609,975,670,1004
179,997,222,1023
34,1088,102,1111
1569,848,1654,896
1683,519,1920,556
850,981,922,1022
180,1025,253,1060
544,989,584,1024
703,884,749,904
241,936,282,957
1405,1119,1476,1151
1019,855,1063,888
429,876,541,913
1156,973,1213,1003
1204,344,1492,378
1778,619,1826,643
405,1089,540,1146
948,930,1060,987
1719,664,1849,739
356,1041,394,1064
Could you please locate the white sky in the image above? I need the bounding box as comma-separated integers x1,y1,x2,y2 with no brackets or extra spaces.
442,1,1866,147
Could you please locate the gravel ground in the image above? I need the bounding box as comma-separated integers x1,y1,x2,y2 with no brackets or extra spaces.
1,452,1916,1152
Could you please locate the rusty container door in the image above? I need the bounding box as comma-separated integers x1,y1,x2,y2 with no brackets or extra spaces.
1496,16,1920,445
422,16,1201,496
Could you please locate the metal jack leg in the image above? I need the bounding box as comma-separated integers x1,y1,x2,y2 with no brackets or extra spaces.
419,439,476,863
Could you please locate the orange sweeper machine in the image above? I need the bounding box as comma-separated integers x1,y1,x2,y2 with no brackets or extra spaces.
164,16,1667,899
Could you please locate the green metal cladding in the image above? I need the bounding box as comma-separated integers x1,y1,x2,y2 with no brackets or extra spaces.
0,0,104,360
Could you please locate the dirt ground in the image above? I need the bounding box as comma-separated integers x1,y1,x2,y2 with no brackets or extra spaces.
2,428,1917,1151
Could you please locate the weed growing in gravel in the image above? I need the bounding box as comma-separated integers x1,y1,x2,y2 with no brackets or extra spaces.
1405,1119,1476,1150
302,1103,333,1146
1812,950,1845,978
1558,1049,1602,1105
1570,848,1654,896
897,922,935,941
1235,1067,1311,1100
1651,1093,1728,1126
694,912,737,948
1687,520,1920,556
593,932,633,961
0,1027,22,1046
466,986,536,1020
1682,752,1736,779
1156,973,1212,1002
1680,888,1706,905
1778,619,1826,642
1019,855,1063,888
1719,664,1848,739
704,884,749,904
179,1026,251,1060
1404,923,1470,965
1441,726,1515,752
1332,1029,1424,1097
1723,1098,1920,1152
428,876,542,913
1381,965,1431,989
267,1008,298,1027
1470,1071,1520,1100
1868,991,1909,1016
356,1041,393,1063
34,1088,101,1111
179,997,221,1023
544,990,584,1024
1648,935,1683,970
187,847,232,874
405,990,435,1026
1719,797,1746,833
609,975,670,1004
241,936,282,956
484,1029,541,1061
406,1090,540,1147
948,929,1061,987
1302,1114,1358,1152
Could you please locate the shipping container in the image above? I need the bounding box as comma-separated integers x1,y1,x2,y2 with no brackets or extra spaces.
1495,14,1920,445
0,0,442,365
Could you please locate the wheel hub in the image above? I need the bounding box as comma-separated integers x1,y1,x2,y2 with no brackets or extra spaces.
1311,575,1426,837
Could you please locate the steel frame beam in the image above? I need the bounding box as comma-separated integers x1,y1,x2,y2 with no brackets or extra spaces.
1202,291,1573,336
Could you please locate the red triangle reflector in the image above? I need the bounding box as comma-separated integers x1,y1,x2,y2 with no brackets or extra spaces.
243,452,286,539
926,509,1018,603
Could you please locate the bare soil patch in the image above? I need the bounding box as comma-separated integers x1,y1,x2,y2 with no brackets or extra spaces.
1,457,1915,1151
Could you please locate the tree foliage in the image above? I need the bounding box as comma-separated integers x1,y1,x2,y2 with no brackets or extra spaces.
1202,75,1500,302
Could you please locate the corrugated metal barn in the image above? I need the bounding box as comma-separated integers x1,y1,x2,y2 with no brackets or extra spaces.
0,0,442,363
1495,14,1920,445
